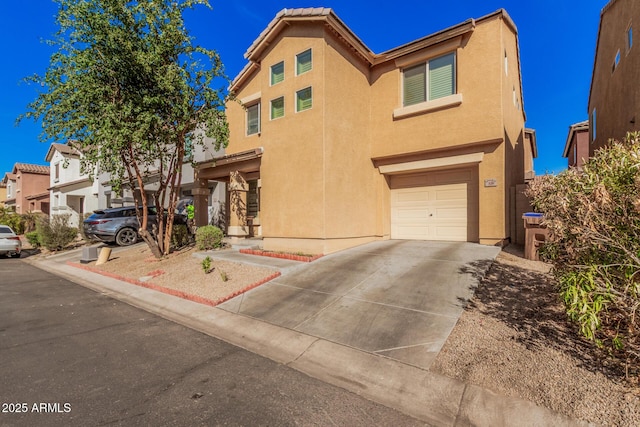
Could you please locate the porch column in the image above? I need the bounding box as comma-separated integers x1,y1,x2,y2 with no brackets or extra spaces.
192,178,209,227
227,171,248,238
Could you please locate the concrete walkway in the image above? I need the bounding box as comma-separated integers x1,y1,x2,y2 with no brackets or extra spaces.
28,242,590,426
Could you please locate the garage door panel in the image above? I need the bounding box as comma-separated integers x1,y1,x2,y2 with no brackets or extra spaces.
395,208,430,220
435,207,466,219
435,188,466,200
396,191,430,203
391,182,467,241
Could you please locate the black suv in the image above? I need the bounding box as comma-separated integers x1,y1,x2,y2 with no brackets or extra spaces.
83,206,186,246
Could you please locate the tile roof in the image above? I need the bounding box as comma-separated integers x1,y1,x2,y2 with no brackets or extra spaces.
13,163,50,175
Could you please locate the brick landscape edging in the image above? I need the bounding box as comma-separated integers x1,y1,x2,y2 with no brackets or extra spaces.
67,261,281,307
239,249,323,262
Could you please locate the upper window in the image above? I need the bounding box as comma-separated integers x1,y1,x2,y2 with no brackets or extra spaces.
296,49,312,75
271,61,284,86
591,108,597,142
504,50,508,75
296,87,312,112
270,96,284,120
628,26,633,52
403,52,456,107
613,49,621,72
54,163,60,181
246,102,261,136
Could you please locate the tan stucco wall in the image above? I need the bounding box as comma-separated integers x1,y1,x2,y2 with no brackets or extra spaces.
589,0,640,152
226,12,526,253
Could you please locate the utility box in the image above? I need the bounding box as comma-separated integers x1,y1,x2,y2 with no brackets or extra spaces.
522,213,547,261
80,246,99,264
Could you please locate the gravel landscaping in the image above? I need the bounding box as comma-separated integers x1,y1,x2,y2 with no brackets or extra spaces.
70,242,639,425
431,245,640,427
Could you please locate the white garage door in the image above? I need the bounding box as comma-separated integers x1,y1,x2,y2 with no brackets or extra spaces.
391,183,467,241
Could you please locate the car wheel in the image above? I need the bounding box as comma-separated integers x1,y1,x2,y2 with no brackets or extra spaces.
115,228,138,246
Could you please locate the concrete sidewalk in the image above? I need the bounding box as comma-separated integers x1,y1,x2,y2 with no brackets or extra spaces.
28,246,590,426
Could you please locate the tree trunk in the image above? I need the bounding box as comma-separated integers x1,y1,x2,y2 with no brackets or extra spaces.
139,228,163,259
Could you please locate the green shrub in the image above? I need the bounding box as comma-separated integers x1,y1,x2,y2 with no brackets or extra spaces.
25,231,41,248
526,132,640,376
201,256,212,274
36,214,78,251
195,225,224,250
171,224,190,248
0,207,24,234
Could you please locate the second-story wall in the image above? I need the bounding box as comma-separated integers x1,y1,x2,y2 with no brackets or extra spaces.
589,0,640,152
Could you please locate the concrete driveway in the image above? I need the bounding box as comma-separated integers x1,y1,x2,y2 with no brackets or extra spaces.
218,240,500,369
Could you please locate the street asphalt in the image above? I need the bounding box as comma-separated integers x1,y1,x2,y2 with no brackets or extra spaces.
25,241,591,426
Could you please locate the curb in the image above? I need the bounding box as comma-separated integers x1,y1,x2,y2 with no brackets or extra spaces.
67,261,281,307
239,248,323,262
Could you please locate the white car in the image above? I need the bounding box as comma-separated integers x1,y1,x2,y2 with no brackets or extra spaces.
0,225,21,258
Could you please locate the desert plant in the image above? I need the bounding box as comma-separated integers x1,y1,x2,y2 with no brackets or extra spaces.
25,231,41,248
219,269,228,282
526,132,640,377
171,224,190,249
195,225,224,250
0,207,24,234
36,214,78,251
21,211,40,233
201,256,212,274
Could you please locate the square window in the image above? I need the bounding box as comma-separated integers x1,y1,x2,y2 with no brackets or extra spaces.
270,97,284,119
271,61,284,85
246,102,260,135
403,52,456,107
296,49,312,75
296,87,312,112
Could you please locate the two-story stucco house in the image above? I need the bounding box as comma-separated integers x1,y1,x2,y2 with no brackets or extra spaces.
2,164,50,214
195,8,535,255
589,0,640,153
563,120,590,169
45,142,100,227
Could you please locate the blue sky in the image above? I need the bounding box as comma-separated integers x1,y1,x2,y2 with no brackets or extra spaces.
1,1,606,177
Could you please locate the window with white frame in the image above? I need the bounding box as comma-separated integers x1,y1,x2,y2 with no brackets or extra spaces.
403,52,456,107
296,49,312,75
296,87,312,112
270,96,284,120
246,102,261,135
271,61,284,85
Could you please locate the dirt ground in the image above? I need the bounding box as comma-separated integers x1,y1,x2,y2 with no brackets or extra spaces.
67,242,640,425
87,244,278,304
431,245,640,427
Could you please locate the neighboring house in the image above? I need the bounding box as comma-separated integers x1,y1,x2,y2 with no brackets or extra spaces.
588,0,640,153
562,120,590,169
3,163,50,214
45,142,100,227
0,180,6,208
196,8,535,255
98,132,226,226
